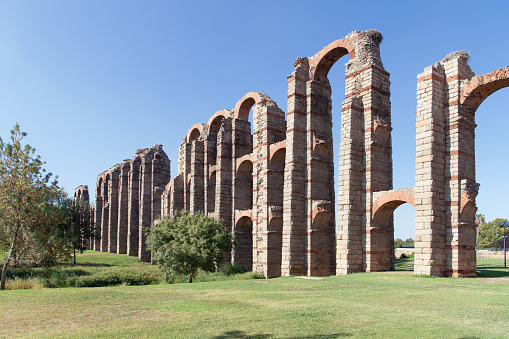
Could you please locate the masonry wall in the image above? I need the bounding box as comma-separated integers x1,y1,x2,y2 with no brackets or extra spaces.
86,145,171,262
80,29,506,278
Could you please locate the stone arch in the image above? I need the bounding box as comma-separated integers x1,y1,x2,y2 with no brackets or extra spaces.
185,124,204,144
372,190,415,222
309,37,356,83
207,109,229,134
234,215,253,271
269,141,286,164
232,92,279,121
235,158,253,211
370,189,415,272
460,67,509,115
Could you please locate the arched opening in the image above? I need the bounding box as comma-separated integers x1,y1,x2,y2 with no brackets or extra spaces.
393,204,416,271
235,159,253,211
267,145,285,277
457,68,509,274
105,174,110,202
268,147,285,207
371,191,415,271
207,170,216,215
207,111,227,167
188,128,201,144
472,87,509,249
234,216,253,271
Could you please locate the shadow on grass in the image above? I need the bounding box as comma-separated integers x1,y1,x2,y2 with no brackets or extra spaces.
475,262,509,278
72,263,112,267
212,331,351,338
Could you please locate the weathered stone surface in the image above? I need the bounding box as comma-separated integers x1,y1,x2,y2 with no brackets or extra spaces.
78,29,507,278
81,145,170,262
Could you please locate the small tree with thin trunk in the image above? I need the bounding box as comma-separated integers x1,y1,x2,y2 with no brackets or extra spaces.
147,211,233,283
0,124,65,290
475,213,485,249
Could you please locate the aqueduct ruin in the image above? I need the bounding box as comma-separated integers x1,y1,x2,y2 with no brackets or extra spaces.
77,29,509,277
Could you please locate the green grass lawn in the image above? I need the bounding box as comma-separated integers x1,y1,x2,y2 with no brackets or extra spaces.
1,253,509,338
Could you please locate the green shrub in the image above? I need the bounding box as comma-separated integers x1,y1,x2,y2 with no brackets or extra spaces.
219,263,244,276
235,271,265,280
409,252,415,258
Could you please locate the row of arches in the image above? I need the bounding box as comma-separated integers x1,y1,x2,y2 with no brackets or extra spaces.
90,145,171,262
158,30,509,278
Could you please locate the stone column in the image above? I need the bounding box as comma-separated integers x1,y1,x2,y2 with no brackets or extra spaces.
414,64,447,276
139,157,153,262
189,140,205,213
108,169,120,253
282,57,309,276
443,53,477,277
117,161,130,254
127,160,140,256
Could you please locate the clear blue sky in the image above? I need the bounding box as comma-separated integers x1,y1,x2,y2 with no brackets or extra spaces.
1,1,507,239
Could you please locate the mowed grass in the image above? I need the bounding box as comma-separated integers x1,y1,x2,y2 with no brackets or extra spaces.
1,255,509,338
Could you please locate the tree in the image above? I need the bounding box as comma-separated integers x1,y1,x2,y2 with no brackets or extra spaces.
0,124,68,290
63,197,95,264
475,213,486,249
478,218,508,249
147,211,233,283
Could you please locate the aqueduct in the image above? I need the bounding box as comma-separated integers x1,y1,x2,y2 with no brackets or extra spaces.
77,29,509,277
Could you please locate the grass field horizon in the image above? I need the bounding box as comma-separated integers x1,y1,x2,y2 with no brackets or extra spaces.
2,252,509,338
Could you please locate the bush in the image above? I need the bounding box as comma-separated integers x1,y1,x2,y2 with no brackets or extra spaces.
400,253,408,259
219,263,244,276
147,212,233,283
235,272,265,280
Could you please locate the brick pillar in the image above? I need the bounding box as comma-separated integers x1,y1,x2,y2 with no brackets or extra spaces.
336,96,364,274
253,103,286,278
127,160,140,256
305,77,336,276
358,67,392,272
414,64,447,276
282,57,309,276
139,157,152,262
183,143,191,212
168,176,185,217
100,178,109,252
151,151,171,221
190,140,205,213
94,189,102,251
443,53,477,277
108,169,119,253
216,118,233,240
117,161,130,254
204,131,218,216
